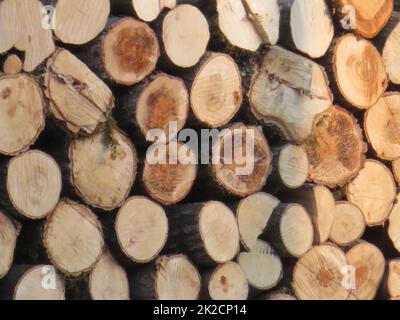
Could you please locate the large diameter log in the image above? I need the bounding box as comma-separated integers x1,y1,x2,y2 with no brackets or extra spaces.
385,259,400,299
43,200,104,277
0,212,20,279
237,240,282,292
0,0,55,71
110,0,177,22
82,17,159,86
304,105,367,188
211,123,272,197
365,92,400,160
381,13,400,84
346,242,385,300
143,142,197,205
1,150,62,219
332,34,388,109
278,0,334,58
115,196,168,264
169,201,239,266
248,46,332,144
89,250,129,300
346,160,396,226
329,202,366,247
44,49,114,134
292,244,350,300
46,0,110,45
0,74,45,156
69,129,137,211
0,265,65,300
2,54,22,75
131,255,201,300
388,193,400,254
161,4,210,68
236,192,280,251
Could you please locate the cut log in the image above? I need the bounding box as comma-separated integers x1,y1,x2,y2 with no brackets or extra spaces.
385,259,400,299
43,200,104,277
1,150,62,219
69,129,137,211
263,288,296,300
248,46,332,144
329,202,366,247
282,185,335,244
48,0,110,45
116,73,189,140
0,212,20,279
115,196,168,263
334,0,393,38
82,17,159,86
131,254,201,300
189,52,242,128
2,54,22,75
169,201,239,266
292,244,350,300
262,203,314,257
89,250,130,300
0,0,55,71
143,142,197,205
331,34,388,109
236,193,280,251
381,13,400,84
388,193,400,254
304,105,367,188
346,242,385,300
237,240,283,292
110,0,177,22
44,49,114,134
279,0,334,58
346,159,396,226
0,265,65,300
204,262,249,300
211,123,272,197
0,74,45,156
161,4,210,68
365,92,400,160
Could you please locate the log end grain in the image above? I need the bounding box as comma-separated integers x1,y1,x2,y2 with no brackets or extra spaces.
2,54,22,75
0,212,20,279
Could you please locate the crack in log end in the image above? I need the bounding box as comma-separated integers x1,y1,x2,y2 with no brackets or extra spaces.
1,87,11,99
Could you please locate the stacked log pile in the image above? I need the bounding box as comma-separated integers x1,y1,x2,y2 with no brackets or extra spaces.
1,0,400,300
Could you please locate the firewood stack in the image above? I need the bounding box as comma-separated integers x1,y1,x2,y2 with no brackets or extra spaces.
1,0,400,301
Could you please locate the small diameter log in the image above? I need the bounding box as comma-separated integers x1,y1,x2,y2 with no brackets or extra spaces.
0,265,65,300
0,74,45,156
279,0,334,58
143,142,197,205
116,73,189,140
0,212,20,279
0,0,55,72
2,54,22,75
237,240,282,292
329,202,366,247
115,196,168,264
365,92,400,160
292,244,350,300
69,129,137,211
249,46,332,144
388,193,400,254
83,17,159,86
111,0,177,22
346,159,396,227
262,203,314,257
381,13,400,84
211,123,272,197
282,185,335,244
89,250,130,300
190,53,242,128
236,192,280,251
346,242,385,300
332,34,388,109
334,0,393,39
304,105,367,188
131,254,201,300
169,201,239,266
1,150,62,219
43,200,104,277
48,0,110,45
385,259,400,299
161,4,210,68
44,49,114,134
204,262,249,300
